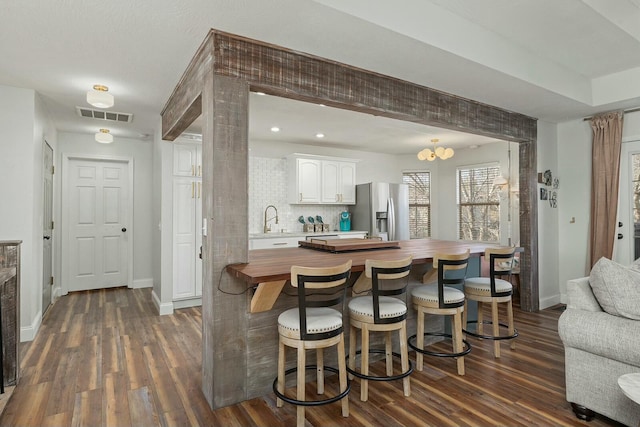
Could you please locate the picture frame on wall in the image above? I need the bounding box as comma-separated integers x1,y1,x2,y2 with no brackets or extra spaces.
540,187,548,200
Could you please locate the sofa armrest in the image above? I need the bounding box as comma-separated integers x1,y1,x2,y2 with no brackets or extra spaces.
566,277,602,312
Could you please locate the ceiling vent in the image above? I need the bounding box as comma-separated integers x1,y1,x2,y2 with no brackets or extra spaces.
76,106,133,123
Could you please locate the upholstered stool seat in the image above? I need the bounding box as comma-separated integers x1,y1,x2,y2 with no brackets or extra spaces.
411,284,465,306
274,261,352,427
464,277,513,296
408,250,471,375
278,307,343,338
347,256,413,402
463,247,518,358
348,296,407,320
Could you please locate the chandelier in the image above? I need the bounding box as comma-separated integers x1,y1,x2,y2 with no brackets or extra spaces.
417,138,454,161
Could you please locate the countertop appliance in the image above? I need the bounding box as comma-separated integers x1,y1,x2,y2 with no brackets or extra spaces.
339,211,351,231
352,182,409,241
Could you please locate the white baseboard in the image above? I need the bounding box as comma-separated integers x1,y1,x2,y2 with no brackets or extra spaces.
173,297,202,310
20,309,43,342
52,285,62,300
132,278,154,289
540,294,562,310
152,289,174,315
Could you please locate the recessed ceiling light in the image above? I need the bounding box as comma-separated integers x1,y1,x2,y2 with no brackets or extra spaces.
316,133,325,138
469,144,478,149
271,127,280,132
319,104,326,107
256,92,266,96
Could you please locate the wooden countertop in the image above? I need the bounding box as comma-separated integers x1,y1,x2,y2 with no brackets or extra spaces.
227,238,499,285
228,238,507,312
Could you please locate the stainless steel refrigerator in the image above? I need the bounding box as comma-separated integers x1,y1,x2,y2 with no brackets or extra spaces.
352,182,410,241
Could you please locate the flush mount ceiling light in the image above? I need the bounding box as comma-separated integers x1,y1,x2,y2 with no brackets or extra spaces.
95,128,113,144
315,133,325,138
270,126,280,132
86,84,114,108
417,138,454,161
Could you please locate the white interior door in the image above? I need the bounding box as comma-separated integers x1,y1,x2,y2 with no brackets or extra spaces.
42,141,53,313
613,140,640,265
64,158,130,292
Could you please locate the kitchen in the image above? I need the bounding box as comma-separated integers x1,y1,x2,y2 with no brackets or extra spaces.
245,93,518,248
159,30,535,410
165,92,519,311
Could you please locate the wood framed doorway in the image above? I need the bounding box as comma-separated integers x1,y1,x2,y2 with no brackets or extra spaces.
161,29,538,409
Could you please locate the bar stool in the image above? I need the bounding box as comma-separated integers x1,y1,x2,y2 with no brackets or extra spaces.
463,247,518,358
347,256,413,401
273,261,352,427
408,250,471,375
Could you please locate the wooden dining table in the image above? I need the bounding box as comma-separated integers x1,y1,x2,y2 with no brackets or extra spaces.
226,238,503,313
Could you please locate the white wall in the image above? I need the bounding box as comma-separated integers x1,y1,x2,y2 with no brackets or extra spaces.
537,121,561,308
55,132,154,294
152,125,168,312
0,85,58,341
557,110,640,302
156,135,178,314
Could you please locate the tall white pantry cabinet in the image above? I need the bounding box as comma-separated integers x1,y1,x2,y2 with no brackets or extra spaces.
172,142,203,301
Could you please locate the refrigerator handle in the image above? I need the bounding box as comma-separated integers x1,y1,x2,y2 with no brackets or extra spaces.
388,198,395,241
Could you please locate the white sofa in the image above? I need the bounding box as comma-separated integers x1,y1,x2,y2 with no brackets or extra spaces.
558,276,640,426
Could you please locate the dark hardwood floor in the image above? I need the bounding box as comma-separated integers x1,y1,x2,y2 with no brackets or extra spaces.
0,287,622,426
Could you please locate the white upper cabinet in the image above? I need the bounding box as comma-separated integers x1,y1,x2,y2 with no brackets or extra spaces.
173,143,202,177
321,161,356,204
294,158,322,203
288,154,357,204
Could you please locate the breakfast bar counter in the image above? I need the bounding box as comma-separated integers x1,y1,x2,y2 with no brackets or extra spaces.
227,238,499,313
217,238,513,406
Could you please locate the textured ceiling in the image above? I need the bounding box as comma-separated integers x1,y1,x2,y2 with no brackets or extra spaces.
1,0,639,151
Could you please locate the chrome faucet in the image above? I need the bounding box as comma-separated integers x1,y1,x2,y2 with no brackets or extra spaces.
263,205,279,233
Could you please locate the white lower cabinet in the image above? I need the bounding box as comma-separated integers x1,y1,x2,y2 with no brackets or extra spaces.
249,232,368,250
250,236,301,250
173,176,202,299
338,232,366,239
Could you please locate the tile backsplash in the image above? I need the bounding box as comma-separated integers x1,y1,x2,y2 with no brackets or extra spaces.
249,156,348,234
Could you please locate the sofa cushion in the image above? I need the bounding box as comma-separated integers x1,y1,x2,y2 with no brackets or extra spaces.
589,257,640,320
566,277,602,312
629,256,640,272
558,309,640,367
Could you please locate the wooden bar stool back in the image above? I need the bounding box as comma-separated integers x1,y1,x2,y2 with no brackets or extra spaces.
462,247,518,358
408,250,471,375
273,260,352,427
347,256,413,402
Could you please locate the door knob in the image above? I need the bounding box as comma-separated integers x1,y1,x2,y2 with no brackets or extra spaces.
122,227,127,232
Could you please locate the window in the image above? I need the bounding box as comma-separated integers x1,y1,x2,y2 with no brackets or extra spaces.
457,164,500,242
403,171,431,238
